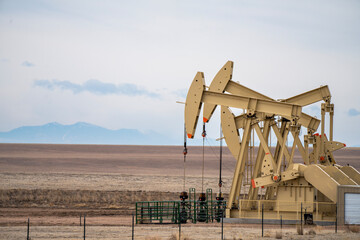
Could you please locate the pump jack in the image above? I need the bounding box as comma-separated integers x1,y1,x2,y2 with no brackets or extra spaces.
185,61,360,222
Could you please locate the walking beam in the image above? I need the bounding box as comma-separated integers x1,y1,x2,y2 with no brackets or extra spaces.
202,91,302,121
281,85,331,106
201,63,326,131
185,74,302,138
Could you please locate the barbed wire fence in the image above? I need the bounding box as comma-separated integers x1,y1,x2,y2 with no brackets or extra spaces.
16,203,360,240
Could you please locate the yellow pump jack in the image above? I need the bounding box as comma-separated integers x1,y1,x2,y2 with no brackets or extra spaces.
184,61,360,223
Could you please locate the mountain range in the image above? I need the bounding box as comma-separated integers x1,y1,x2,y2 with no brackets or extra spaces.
1,122,358,147
0,122,181,145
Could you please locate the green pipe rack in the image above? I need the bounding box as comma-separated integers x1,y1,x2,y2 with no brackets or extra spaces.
135,188,226,224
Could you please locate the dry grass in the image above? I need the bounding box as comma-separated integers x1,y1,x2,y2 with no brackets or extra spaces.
145,237,162,240
0,188,226,216
314,225,324,233
296,224,303,235
0,225,356,240
167,233,192,240
0,189,179,209
307,229,316,235
168,234,177,240
275,231,282,239
347,225,360,233
0,172,233,194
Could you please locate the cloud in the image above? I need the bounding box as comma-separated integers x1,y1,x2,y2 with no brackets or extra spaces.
302,104,321,118
348,108,360,117
22,61,35,67
33,79,160,98
172,88,187,99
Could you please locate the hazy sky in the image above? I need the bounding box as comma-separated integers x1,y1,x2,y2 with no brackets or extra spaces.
0,0,359,146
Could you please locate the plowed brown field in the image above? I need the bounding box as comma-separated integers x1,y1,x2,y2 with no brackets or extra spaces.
0,144,359,239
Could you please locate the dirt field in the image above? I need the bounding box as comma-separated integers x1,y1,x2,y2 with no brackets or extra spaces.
0,143,359,239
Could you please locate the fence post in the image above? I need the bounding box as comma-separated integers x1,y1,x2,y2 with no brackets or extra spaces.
300,202,303,235
280,215,282,230
178,206,181,240
262,204,264,237
221,210,224,240
335,203,337,233
27,218,30,240
132,213,135,240
83,214,86,240
179,218,181,240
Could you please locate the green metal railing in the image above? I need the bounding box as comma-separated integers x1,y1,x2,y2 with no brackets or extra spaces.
136,201,181,224
135,198,226,224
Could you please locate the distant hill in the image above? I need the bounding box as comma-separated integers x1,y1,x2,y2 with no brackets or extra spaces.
0,122,180,145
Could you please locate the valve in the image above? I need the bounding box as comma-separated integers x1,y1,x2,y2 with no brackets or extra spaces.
198,192,206,201
180,191,188,201
216,192,224,201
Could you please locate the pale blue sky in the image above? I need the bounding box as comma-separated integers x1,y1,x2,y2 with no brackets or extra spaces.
0,0,359,146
